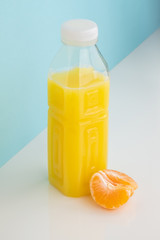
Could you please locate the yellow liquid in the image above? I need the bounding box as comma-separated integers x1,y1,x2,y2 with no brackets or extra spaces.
48,67,110,197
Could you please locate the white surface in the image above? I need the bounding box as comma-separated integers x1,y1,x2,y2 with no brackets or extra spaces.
61,19,98,46
1,29,160,240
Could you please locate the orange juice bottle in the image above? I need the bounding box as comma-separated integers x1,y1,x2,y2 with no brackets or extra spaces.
48,19,110,197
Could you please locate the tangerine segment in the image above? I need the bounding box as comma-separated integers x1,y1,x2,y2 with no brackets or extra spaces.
90,169,138,209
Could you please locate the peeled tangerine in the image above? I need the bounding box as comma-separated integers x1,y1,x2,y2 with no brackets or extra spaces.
90,169,138,209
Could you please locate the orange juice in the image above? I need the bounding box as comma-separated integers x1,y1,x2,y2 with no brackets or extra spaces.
48,67,109,197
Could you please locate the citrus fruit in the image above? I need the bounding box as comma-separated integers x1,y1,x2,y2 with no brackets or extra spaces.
90,169,138,209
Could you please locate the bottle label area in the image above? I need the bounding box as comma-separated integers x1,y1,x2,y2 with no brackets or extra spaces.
48,69,109,196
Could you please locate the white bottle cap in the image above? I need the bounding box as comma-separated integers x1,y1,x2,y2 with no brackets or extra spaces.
61,19,98,47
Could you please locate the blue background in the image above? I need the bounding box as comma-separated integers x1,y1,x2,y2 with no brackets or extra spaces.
0,0,160,167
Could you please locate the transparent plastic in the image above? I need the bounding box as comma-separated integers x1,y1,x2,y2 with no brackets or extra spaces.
48,43,110,197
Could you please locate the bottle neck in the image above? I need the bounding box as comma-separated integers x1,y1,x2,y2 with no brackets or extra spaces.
61,43,97,66
49,42,108,77
61,42,97,50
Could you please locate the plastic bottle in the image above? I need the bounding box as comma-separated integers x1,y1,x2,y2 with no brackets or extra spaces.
48,19,110,197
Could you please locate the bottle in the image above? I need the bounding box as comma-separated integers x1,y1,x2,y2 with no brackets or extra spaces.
48,19,110,197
